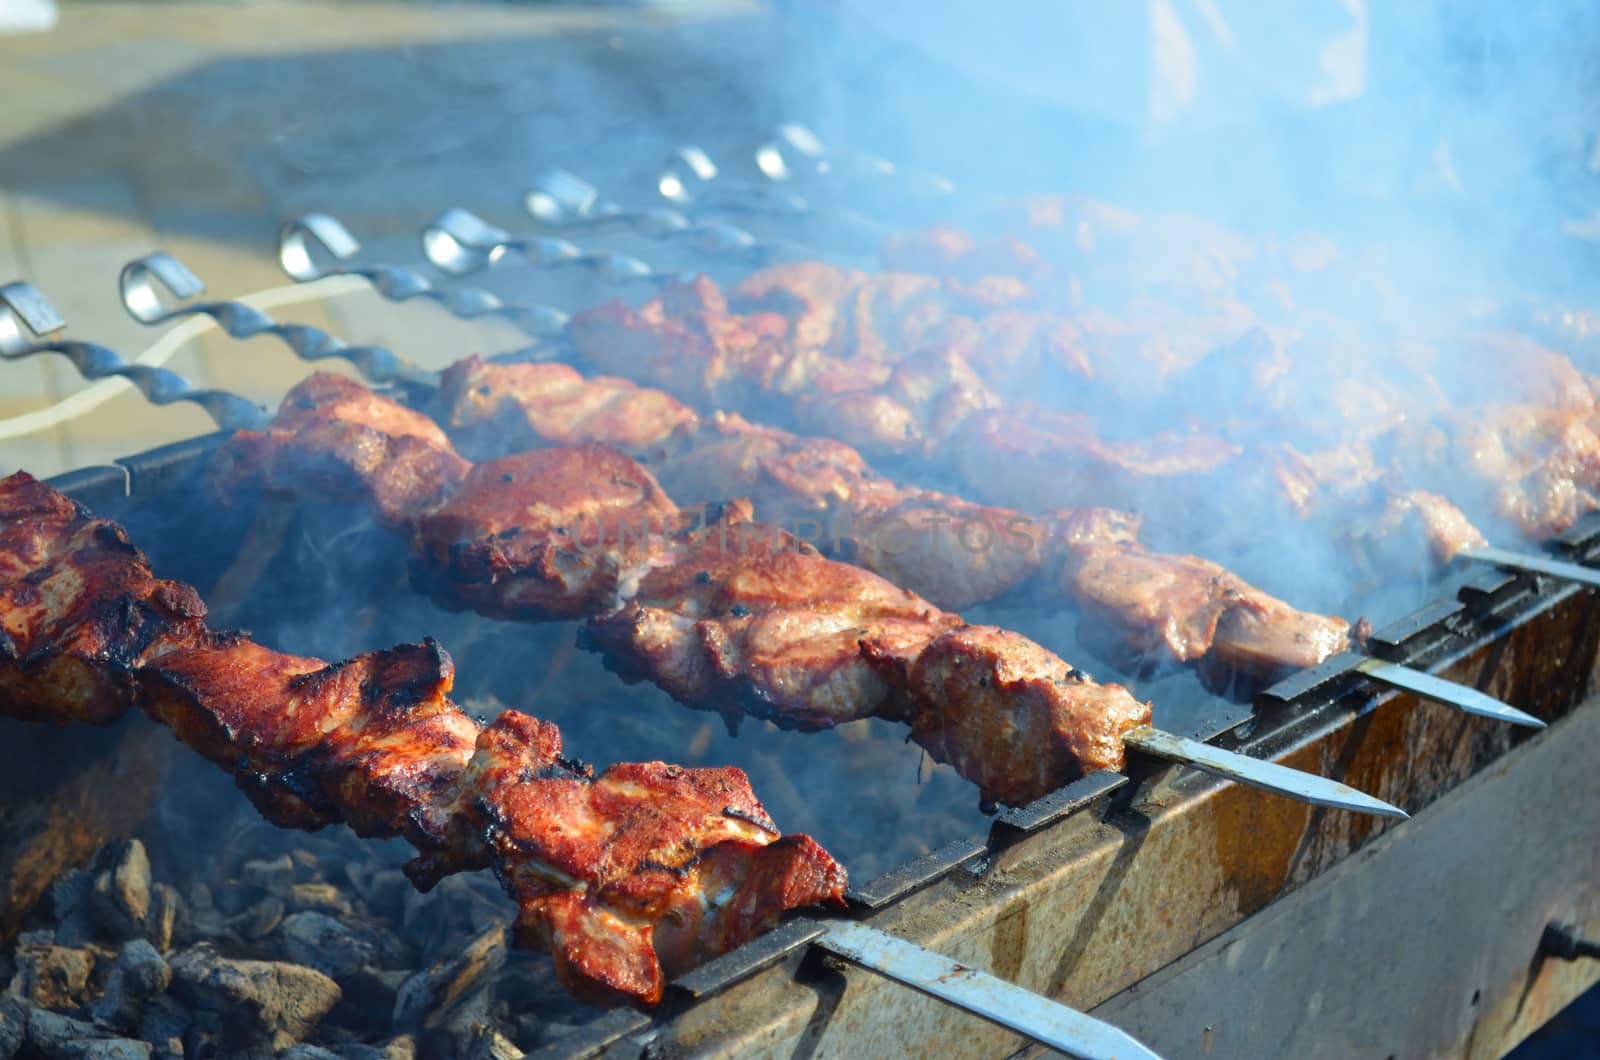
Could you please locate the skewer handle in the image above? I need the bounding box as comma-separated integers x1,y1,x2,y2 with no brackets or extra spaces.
421,207,669,285
815,921,1163,1060
524,168,806,263
119,252,424,386
276,214,569,338
0,281,268,433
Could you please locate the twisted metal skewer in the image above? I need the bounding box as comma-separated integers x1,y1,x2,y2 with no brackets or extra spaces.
277,214,570,338
0,282,268,433
120,251,436,387
420,207,678,283
521,168,810,264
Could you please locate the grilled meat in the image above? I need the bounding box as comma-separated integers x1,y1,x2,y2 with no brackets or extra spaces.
431,357,700,462
432,358,1348,680
413,446,683,620
0,472,207,724
214,375,1154,804
5,471,846,1006
210,374,470,530
1058,508,1350,675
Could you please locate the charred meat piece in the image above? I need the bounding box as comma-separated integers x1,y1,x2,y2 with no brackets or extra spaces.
211,374,469,531
412,445,683,620
0,472,207,724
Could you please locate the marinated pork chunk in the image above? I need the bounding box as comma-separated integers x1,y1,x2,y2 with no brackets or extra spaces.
413,445,683,620
0,472,207,724
139,634,845,1005
211,374,469,530
430,355,700,462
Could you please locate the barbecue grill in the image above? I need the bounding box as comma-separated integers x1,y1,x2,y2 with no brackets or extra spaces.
2,130,1598,1060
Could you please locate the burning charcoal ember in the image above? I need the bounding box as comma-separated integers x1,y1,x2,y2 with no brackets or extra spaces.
167,945,341,1051
8,942,95,1008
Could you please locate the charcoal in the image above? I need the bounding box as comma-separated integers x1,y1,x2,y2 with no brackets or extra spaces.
134,996,187,1060
227,898,286,941
287,884,351,918
88,841,153,943
339,1034,417,1060
462,1025,523,1060
279,913,374,980
46,870,92,925
401,877,505,964
9,943,96,1008
361,871,410,925
323,967,406,1036
60,1039,153,1060
87,941,171,1033
392,926,505,1033
116,940,172,997
16,929,55,947
0,996,24,1060
168,944,341,1051
239,857,295,900
276,1046,341,1060
143,885,181,954
25,1006,105,1055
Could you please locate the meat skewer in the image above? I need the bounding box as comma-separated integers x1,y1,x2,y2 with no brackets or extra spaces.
203,369,1405,817
118,248,1358,684
96,253,1544,731
0,469,1168,1059
0,469,846,1006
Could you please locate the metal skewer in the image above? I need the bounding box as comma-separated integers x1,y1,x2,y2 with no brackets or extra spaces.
1354,657,1544,729
1120,726,1406,819
277,214,570,338
276,215,569,344
0,283,268,433
119,252,433,387
421,208,672,284
1459,544,1600,591
524,168,817,263
813,920,1163,1060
